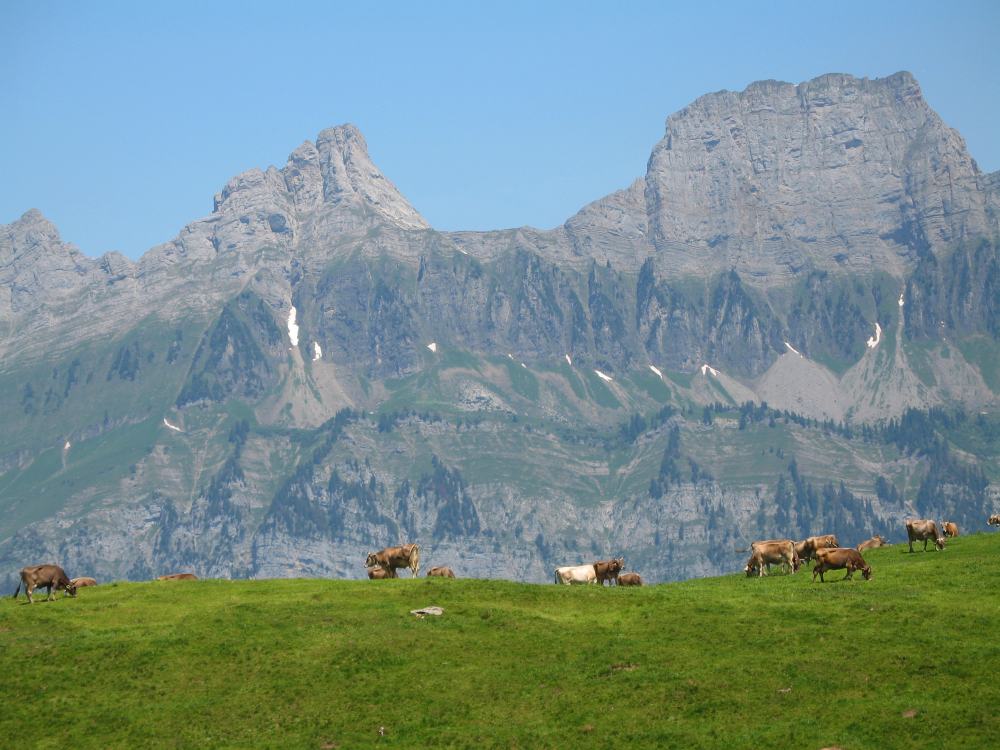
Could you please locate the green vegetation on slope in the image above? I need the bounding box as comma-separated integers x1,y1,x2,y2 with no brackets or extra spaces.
2,535,998,749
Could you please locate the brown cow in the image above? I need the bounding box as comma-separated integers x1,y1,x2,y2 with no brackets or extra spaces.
70,577,98,587
989,515,1000,526
593,557,624,586
156,573,198,581
812,547,872,582
617,572,643,586
367,566,392,580
905,520,945,552
942,522,959,538
13,564,77,603
745,540,799,577
794,534,840,563
856,535,889,552
365,544,420,578
427,566,456,578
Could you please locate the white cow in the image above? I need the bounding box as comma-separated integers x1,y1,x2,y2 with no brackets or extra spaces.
554,564,598,585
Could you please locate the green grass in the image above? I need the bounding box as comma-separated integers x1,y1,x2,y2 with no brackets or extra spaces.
3,535,999,748
954,334,1000,391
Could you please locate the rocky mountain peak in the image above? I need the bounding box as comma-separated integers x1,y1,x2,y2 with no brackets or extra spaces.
311,124,429,230
644,71,997,277
211,124,428,233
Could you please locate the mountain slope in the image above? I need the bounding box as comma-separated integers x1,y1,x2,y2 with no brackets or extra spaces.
0,71,997,586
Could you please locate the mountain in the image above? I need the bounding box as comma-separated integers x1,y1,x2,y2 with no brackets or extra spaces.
1,72,997,587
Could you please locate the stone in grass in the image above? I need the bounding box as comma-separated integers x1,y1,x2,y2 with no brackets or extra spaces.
410,606,444,617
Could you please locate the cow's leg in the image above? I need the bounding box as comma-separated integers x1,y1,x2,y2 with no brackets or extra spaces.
844,568,853,580
46,584,54,601
923,538,928,551
26,583,35,604
908,539,914,553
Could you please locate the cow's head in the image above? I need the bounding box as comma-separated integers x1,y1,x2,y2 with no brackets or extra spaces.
365,553,378,568
613,557,624,572
64,582,78,598
744,558,757,577
934,537,946,550
791,554,802,573
861,565,872,581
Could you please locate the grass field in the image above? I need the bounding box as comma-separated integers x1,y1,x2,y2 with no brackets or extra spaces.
2,535,999,748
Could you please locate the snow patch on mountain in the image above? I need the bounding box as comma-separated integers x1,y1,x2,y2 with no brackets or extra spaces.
866,322,882,349
287,307,299,347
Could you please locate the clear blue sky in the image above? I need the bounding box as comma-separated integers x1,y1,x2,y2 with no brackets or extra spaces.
3,1,999,260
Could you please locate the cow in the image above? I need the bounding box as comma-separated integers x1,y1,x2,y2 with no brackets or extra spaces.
427,566,456,578
13,564,77,604
365,544,420,578
794,534,840,563
812,547,872,582
367,566,392,580
554,564,598,585
989,515,1000,526
617,572,643,586
942,522,959,538
70,577,98,588
156,573,198,581
593,557,624,586
745,540,799,577
856,535,889,552
905,520,945,552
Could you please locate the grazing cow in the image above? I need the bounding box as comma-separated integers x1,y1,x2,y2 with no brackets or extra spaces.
745,540,799,577
367,566,392,580
593,557,624,586
794,534,840,563
856,535,889,552
427,566,456,578
365,544,420,578
812,547,872,582
942,522,959,538
617,572,643,586
156,573,198,581
13,564,77,604
70,577,98,588
989,515,1000,526
905,520,945,552
554,564,598,585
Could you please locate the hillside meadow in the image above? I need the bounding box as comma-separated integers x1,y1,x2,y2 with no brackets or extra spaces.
2,534,998,749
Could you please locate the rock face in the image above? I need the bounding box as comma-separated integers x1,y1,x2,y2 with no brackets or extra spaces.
0,71,997,588
645,72,999,280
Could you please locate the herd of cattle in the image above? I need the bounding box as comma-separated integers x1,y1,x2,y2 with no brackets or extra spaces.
743,518,963,582
9,517,995,603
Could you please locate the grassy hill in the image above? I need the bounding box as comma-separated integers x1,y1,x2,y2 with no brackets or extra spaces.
3,534,999,749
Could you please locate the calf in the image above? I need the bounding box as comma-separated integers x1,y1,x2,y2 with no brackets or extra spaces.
617,572,643,586
367,567,392,580
156,573,198,581
905,520,945,552
989,515,1000,527
856,535,889,552
942,522,959,538
70,577,98,588
427,566,456,578
812,547,871,582
593,557,624,586
13,564,77,604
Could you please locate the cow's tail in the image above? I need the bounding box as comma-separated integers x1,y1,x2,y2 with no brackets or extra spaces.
411,545,420,578
554,570,560,585
12,579,21,599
